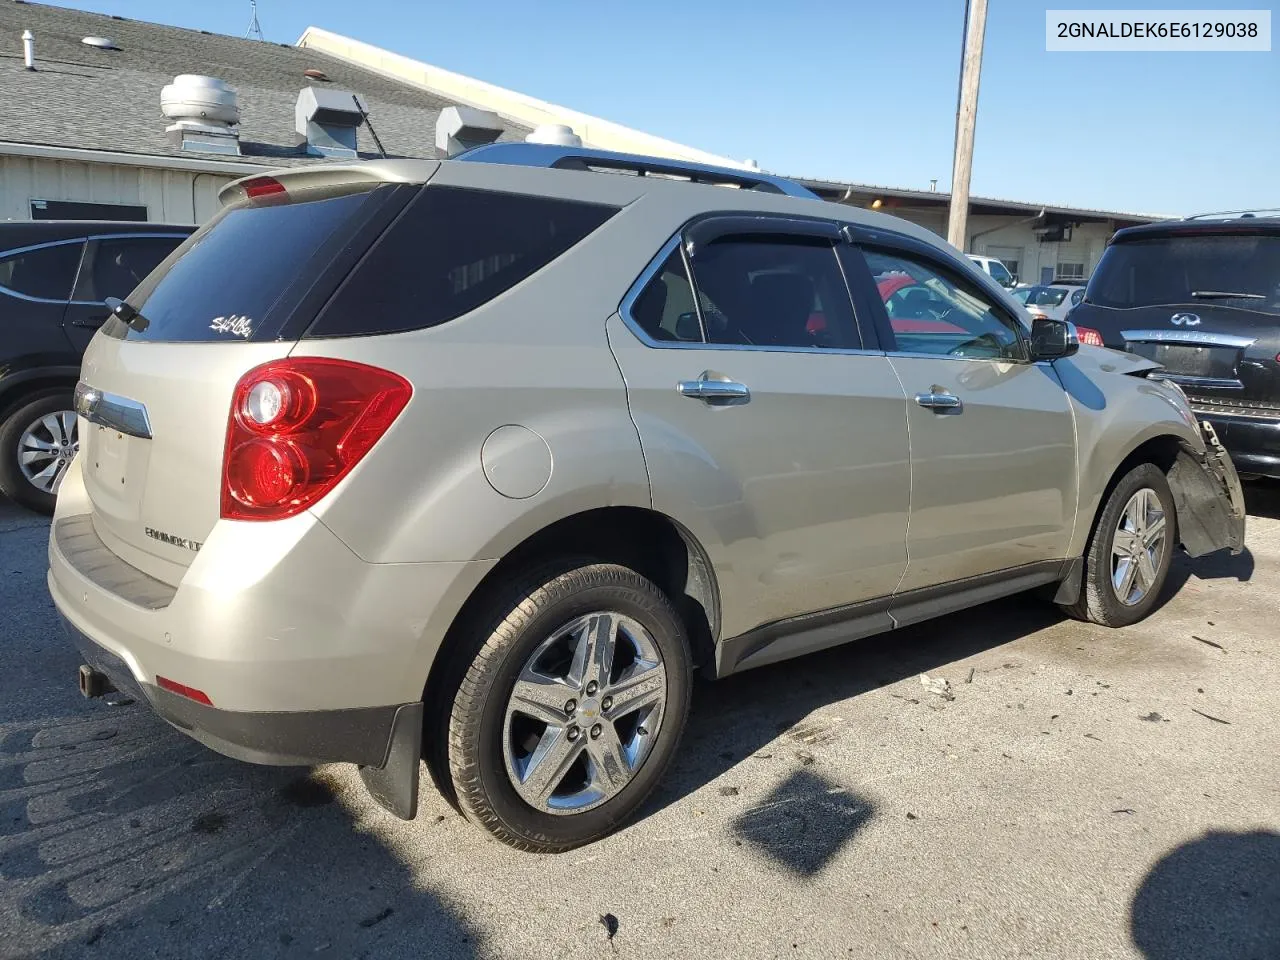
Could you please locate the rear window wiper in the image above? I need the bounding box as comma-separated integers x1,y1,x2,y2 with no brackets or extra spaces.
105,296,150,332
1191,290,1266,300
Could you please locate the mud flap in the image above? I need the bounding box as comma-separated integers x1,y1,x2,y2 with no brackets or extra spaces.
1168,422,1246,558
358,701,423,820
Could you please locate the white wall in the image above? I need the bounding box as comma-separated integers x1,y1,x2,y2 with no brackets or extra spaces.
0,155,234,224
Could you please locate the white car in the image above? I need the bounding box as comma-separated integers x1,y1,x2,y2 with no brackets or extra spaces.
1013,283,1086,321
967,255,1016,289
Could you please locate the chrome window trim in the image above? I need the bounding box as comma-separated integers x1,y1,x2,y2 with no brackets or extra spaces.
890,350,1034,365
1121,329,1257,349
617,233,884,357
74,381,153,440
0,232,188,305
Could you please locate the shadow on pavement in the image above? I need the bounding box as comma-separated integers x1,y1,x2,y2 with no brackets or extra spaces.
1243,479,1280,521
0,698,481,958
1130,829,1280,960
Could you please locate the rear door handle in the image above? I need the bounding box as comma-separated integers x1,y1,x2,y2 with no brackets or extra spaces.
914,390,962,412
677,372,751,406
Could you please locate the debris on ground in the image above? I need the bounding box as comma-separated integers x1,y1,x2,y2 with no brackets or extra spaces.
965,667,975,684
1192,635,1226,651
718,786,740,797
358,907,393,929
1190,708,1231,725
1085,733,1103,742
906,812,918,820
919,673,955,701
1112,808,1136,815
796,750,815,766
1141,712,1164,723
599,913,619,941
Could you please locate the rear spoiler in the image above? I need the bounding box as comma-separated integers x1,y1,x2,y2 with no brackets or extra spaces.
217,160,438,206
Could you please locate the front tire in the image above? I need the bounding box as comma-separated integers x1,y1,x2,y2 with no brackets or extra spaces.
1061,462,1176,627
446,561,692,852
0,389,79,515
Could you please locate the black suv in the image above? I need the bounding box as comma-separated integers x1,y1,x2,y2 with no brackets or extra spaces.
0,221,193,512
1070,216,1280,478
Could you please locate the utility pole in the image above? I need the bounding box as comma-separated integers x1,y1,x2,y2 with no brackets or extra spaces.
946,0,988,252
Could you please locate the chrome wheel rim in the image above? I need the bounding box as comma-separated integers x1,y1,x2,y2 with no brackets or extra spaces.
17,410,78,495
503,611,667,815
1111,488,1167,606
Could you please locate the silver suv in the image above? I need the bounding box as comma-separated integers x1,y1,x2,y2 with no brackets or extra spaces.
48,146,1245,852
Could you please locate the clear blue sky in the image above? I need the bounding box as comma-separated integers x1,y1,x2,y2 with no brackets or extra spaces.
46,0,1278,215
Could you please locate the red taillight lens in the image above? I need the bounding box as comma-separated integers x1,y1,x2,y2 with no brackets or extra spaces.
1076,326,1105,347
221,358,412,521
156,676,213,706
241,176,287,201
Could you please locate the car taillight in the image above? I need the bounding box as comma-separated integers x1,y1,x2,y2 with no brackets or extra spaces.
1075,326,1105,347
221,358,412,521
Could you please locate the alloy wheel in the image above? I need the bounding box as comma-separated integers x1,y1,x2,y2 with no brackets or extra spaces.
17,410,78,495
503,611,667,815
1111,487,1167,606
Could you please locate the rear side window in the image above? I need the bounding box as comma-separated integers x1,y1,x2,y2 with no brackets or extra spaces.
74,236,185,302
686,238,860,349
309,186,618,338
631,250,703,342
1089,234,1280,315
0,241,83,300
113,189,379,342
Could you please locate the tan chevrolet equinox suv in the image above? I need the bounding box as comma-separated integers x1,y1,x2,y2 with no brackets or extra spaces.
48,145,1245,852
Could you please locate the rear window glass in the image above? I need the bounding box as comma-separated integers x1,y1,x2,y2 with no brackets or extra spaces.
1088,234,1280,315
0,241,83,300
111,189,377,342
1024,286,1068,307
308,186,618,338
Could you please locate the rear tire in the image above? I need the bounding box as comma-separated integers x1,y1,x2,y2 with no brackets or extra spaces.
0,389,78,515
445,560,691,852
1060,462,1176,627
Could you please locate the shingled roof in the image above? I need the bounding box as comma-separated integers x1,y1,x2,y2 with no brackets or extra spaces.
0,0,531,166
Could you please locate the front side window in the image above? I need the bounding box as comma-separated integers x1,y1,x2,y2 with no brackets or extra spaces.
0,241,84,301
686,238,860,349
862,248,1026,360
987,259,1013,285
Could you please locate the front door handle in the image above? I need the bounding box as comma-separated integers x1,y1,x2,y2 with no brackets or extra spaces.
914,389,962,412
677,372,751,406
70,314,110,329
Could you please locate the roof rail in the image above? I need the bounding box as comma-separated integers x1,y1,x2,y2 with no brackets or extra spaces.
1185,208,1280,221
452,142,819,200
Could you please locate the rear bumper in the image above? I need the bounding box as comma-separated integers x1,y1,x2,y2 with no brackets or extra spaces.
1195,411,1280,478
63,614,405,766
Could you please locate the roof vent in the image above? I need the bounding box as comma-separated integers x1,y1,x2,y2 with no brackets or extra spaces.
303,68,329,81
525,124,582,148
295,87,365,159
161,75,241,156
82,36,120,50
435,106,504,158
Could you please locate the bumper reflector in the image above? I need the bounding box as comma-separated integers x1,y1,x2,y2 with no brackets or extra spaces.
156,675,213,706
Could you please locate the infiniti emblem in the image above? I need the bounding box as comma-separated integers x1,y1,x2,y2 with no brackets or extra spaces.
1170,313,1201,327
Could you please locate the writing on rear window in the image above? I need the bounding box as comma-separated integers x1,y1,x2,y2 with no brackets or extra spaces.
210,314,254,338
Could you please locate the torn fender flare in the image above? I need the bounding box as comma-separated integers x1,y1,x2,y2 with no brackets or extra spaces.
1168,421,1246,558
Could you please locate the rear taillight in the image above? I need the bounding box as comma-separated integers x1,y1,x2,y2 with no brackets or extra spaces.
221,358,411,521
1075,326,1105,347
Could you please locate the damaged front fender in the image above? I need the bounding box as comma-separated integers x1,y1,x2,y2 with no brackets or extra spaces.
1168,422,1246,557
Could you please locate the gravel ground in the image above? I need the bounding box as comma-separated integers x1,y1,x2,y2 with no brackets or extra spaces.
0,490,1277,960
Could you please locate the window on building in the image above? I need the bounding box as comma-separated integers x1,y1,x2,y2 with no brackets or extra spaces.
687,238,860,349
30,199,148,222
861,247,1026,361
0,241,84,300
1056,261,1086,280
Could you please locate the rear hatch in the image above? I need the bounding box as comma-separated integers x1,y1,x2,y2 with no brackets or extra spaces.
1072,230,1280,407
76,168,427,585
